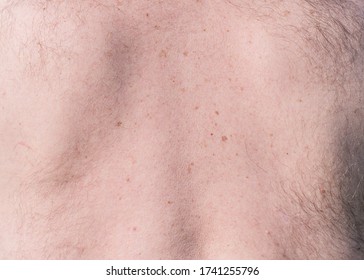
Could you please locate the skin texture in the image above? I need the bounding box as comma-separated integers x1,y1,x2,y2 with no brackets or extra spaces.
0,0,363,259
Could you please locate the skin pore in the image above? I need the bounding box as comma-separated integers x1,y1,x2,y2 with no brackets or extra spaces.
0,0,363,259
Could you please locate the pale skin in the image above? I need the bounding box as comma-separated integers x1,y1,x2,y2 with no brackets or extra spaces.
0,0,363,259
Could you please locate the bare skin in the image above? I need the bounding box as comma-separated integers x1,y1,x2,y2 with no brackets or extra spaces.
0,0,363,259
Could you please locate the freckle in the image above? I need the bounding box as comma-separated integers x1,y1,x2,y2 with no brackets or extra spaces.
210,133,214,136
126,177,130,182
215,111,219,115
183,51,189,56
167,201,173,204
214,123,218,127
132,227,137,231
154,25,160,29
203,28,207,32
222,136,228,142
236,153,239,156
116,121,122,127
146,13,149,17
194,105,199,110
246,176,249,179
159,49,167,58
226,29,230,32
298,99,303,103
240,87,244,92
283,10,290,16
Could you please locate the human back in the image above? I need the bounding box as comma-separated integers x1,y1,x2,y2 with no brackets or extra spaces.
0,0,363,259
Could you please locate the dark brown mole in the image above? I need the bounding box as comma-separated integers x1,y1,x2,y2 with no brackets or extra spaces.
146,13,149,17
210,133,214,136
222,136,228,142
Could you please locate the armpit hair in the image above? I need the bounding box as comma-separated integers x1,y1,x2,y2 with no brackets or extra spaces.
334,107,364,259
301,0,364,65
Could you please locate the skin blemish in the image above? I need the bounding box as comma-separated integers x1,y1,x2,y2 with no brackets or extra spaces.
215,111,219,115
14,141,33,151
319,186,326,195
146,13,149,17
194,106,199,110
132,227,137,231
126,177,131,182
222,136,228,142
116,121,122,127
154,25,160,30
159,50,167,58
187,162,194,174
283,10,290,17
167,201,173,205
210,133,214,136
183,51,189,56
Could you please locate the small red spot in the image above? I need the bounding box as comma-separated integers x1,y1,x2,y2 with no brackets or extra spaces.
320,187,326,195
222,136,228,142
